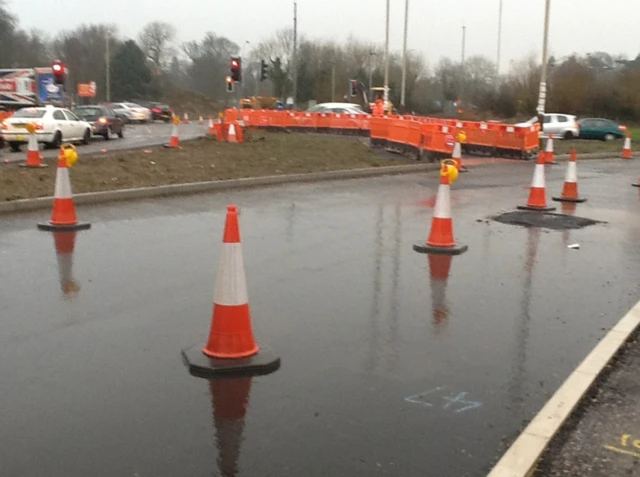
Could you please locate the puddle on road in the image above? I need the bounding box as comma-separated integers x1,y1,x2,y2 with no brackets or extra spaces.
491,211,603,230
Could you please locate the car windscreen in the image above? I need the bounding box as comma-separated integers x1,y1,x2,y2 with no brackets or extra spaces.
12,109,46,119
124,103,139,108
74,108,102,120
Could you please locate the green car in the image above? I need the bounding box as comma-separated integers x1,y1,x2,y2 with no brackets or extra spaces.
577,118,626,141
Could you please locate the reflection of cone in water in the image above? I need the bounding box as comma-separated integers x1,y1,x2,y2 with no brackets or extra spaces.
53,231,80,297
428,254,452,330
560,201,577,216
210,377,253,477
517,153,556,212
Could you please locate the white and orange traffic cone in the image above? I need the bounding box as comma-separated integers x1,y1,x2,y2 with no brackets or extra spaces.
165,117,180,148
183,112,190,124
622,133,632,159
21,126,46,168
53,231,80,298
37,150,91,231
517,152,556,212
452,140,468,173
199,115,204,125
227,123,242,143
544,133,556,164
208,117,215,136
414,162,468,255
181,205,280,378
553,149,586,203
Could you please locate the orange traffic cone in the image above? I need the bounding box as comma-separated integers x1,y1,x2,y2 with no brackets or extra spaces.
208,117,216,136
553,149,586,203
199,115,204,125
21,129,46,168
452,140,468,172
414,162,468,255
166,121,180,148
183,112,190,124
622,133,632,159
53,231,80,298
181,205,280,378
428,254,452,331
37,151,91,231
544,133,556,164
517,152,556,212
227,123,239,143
209,377,252,477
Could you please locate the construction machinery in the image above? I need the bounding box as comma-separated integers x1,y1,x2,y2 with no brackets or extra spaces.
240,96,279,110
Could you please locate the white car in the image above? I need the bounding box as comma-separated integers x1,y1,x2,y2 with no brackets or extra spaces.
516,113,579,139
110,102,151,123
308,102,366,115
1,105,92,152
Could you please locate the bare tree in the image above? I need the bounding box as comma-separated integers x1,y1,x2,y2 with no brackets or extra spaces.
139,21,176,72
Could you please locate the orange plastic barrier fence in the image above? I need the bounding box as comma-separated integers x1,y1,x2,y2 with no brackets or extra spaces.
224,110,538,157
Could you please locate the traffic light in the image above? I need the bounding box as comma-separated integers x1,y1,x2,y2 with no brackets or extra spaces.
349,79,358,97
230,57,242,82
260,59,269,82
52,60,65,86
225,76,234,93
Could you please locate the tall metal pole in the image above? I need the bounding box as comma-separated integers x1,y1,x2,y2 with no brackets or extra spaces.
496,0,503,76
105,29,111,102
383,0,390,111
537,0,551,119
460,25,466,108
400,0,409,108
368,51,374,102
331,64,336,102
292,1,298,108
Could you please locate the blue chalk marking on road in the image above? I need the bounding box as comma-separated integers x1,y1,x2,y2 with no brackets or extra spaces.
404,387,483,414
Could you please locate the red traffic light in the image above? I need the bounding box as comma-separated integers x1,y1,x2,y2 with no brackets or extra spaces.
230,56,242,82
52,60,65,86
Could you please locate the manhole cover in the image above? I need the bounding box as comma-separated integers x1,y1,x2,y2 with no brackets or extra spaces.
491,211,603,230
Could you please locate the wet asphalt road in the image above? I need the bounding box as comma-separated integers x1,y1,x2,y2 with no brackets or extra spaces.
0,121,206,162
1,159,640,476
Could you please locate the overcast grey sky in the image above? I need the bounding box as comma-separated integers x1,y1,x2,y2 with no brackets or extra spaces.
7,0,640,71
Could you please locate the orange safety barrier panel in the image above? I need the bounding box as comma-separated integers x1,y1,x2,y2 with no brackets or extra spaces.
224,109,239,123
316,112,332,131
421,124,457,155
330,113,349,131
296,112,317,130
406,120,422,150
269,111,287,129
359,114,370,132
369,116,390,146
465,122,497,149
388,119,410,148
253,110,271,128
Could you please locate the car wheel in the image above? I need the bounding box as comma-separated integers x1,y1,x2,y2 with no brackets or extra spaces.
82,129,91,145
103,127,111,141
117,127,124,139
46,131,62,150
563,131,574,140
603,133,616,142
9,142,21,152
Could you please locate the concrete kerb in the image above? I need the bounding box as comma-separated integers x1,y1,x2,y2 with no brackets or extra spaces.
487,298,640,477
554,152,620,161
0,163,441,215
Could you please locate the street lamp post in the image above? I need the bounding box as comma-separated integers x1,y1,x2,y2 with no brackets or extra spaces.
400,0,409,108
383,0,390,110
496,0,503,76
537,0,551,120
368,51,375,102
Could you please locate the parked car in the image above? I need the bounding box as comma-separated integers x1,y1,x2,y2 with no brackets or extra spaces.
1,105,91,152
73,105,124,140
308,102,366,115
516,113,579,139
577,118,626,141
104,102,151,123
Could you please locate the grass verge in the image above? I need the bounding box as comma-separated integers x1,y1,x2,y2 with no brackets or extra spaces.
0,132,409,202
